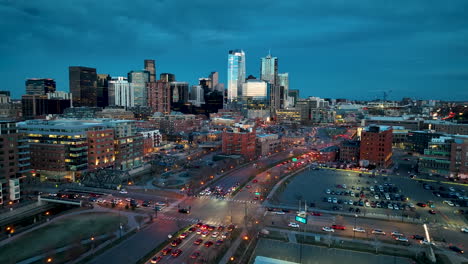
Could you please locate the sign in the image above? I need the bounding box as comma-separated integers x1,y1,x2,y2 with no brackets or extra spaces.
292,158,298,162
295,215,307,224
255,192,260,196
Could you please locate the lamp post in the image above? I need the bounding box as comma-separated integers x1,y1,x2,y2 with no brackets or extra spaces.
353,214,358,239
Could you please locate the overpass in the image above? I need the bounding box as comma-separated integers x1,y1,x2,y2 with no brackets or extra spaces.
38,196,83,206
199,142,222,148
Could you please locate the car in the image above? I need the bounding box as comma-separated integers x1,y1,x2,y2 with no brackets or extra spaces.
374,195,379,200
246,185,252,189
204,241,214,247
443,200,455,206
171,249,182,257
222,232,229,239
274,211,286,215
353,227,365,233
333,198,338,204
211,232,219,238
326,189,331,194
449,245,464,254
395,236,409,242
409,203,415,208
393,204,399,210
252,179,258,183
170,239,182,247
372,229,386,235
412,235,425,240
391,231,403,237
461,227,468,233
227,224,235,231
194,238,203,245
312,212,322,216
207,225,215,231
196,229,202,235
365,201,370,207
190,251,201,259
331,225,346,230
150,256,162,263
179,232,188,239
417,202,427,207
327,197,332,203
201,224,209,230
119,189,128,194
188,227,197,233
449,187,455,192
216,239,224,246
429,210,436,214
288,222,300,228
342,184,347,189
420,239,435,245
162,247,172,255
388,204,393,209
217,226,225,231
201,231,209,237
196,222,203,228
178,208,190,214
322,227,334,232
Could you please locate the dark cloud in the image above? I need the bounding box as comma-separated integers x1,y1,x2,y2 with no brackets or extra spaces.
1,0,468,100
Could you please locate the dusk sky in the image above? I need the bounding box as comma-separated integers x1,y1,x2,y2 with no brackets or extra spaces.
1,0,468,100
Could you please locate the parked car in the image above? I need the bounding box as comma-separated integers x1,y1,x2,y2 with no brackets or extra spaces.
372,229,386,235
322,227,334,232
288,222,300,228
331,225,346,230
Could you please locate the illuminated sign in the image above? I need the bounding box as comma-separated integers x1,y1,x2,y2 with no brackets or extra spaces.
295,215,307,224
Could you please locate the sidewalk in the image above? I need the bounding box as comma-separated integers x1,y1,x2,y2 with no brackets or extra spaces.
219,228,246,264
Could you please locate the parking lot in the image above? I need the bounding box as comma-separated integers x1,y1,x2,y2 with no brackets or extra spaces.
277,167,468,227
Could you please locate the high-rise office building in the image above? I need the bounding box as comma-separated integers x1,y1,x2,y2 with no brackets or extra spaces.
97,74,111,108
210,72,219,89
288,89,299,107
227,49,246,102
128,70,150,106
69,66,98,107
144,60,156,82
160,73,176,83
189,85,205,107
260,53,278,85
170,82,189,111
21,93,72,119
109,77,134,107
278,73,289,108
25,78,56,95
147,81,171,114
242,79,269,110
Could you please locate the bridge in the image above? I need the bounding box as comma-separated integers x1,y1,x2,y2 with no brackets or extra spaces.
199,142,221,148
38,196,83,206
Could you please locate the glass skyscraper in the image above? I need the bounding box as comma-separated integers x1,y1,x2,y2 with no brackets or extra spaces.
128,70,149,106
260,53,278,85
227,49,246,102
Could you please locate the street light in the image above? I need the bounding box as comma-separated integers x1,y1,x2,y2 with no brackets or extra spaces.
353,214,358,239
46,257,53,263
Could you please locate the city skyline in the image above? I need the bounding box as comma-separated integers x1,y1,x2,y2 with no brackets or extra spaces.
1,1,468,101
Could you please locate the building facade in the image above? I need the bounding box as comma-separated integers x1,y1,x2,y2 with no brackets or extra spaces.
147,81,171,114
144,59,156,82
450,136,468,179
97,74,111,108
128,70,150,107
109,77,134,107
0,121,30,204
222,127,256,159
25,78,56,95
360,125,393,168
227,49,246,102
69,66,98,107
339,140,360,163
160,73,176,83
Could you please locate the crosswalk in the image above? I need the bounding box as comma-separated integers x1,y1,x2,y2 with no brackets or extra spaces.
156,215,227,226
430,223,465,230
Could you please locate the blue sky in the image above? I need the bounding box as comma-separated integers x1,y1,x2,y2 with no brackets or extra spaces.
1,0,468,100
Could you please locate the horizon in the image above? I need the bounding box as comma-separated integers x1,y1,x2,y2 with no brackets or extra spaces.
1,1,468,101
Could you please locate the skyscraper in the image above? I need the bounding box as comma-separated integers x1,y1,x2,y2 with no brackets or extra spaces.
189,85,205,107
160,73,176,83
209,72,219,89
109,77,134,107
25,78,56,95
260,53,280,111
144,59,156,82
260,53,278,85
97,74,111,108
227,49,246,102
69,66,98,107
278,73,289,108
170,82,189,105
128,70,150,106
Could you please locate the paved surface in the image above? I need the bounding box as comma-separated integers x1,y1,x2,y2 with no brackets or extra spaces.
252,238,414,264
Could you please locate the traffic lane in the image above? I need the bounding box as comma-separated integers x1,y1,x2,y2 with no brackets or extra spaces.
90,218,180,264
146,227,198,264
264,212,426,244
